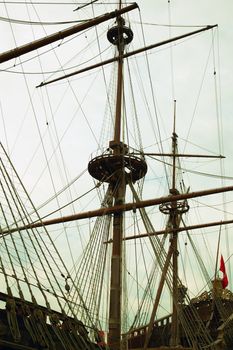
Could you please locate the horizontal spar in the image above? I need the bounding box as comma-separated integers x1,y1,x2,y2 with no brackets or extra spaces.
140,153,225,158
115,218,233,243
38,24,217,87
0,3,138,63
2,185,233,234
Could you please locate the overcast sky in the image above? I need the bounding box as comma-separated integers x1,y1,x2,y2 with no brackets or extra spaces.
0,0,232,301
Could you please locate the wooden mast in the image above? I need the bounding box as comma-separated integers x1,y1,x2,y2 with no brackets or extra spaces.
86,3,144,349
84,2,140,349
170,100,179,346
108,2,127,348
158,101,189,346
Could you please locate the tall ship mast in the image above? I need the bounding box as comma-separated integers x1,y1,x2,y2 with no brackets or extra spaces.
0,1,232,350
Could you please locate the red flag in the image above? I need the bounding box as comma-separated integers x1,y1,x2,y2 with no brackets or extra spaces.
220,255,228,289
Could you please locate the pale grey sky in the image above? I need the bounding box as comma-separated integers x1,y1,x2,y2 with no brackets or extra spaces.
0,0,232,318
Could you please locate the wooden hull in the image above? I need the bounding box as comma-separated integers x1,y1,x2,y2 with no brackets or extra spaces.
0,294,97,350
128,294,233,350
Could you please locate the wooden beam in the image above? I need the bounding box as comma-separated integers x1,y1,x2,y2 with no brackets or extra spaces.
0,3,138,63
117,218,233,242
38,25,217,87
138,153,225,159
2,184,233,234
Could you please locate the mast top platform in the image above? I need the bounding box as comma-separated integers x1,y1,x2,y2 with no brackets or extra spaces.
88,143,147,184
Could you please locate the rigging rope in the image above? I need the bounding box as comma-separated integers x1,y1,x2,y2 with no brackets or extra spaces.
138,10,170,191
0,15,85,25
0,142,101,349
128,180,214,349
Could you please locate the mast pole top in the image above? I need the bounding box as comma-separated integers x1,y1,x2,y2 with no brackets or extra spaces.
107,8,134,149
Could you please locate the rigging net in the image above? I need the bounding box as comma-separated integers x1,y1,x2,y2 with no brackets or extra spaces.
0,142,102,348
